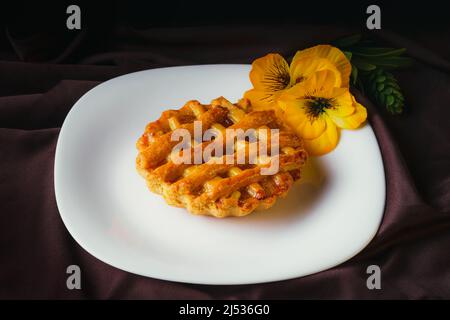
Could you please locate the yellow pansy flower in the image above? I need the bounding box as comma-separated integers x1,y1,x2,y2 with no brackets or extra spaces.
278,70,367,156
244,45,351,109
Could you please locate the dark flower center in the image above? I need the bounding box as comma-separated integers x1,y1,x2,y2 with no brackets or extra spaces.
295,76,305,84
304,96,335,119
261,60,291,101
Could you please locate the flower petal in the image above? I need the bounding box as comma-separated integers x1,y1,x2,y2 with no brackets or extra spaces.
326,88,355,117
244,88,276,109
297,115,327,139
250,53,291,92
292,45,351,88
277,98,309,127
330,101,367,129
303,118,340,156
282,69,336,99
312,69,338,96
291,57,342,87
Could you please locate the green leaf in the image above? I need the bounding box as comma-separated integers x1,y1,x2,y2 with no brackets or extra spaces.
366,56,414,69
332,34,362,48
351,65,358,85
332,34,411,115
388,81,401,90
351,47,406,58
352,58,377,71
394,92,404,101
358,39,376,47
343,51,352,61
371,80,378,94
383,87,393,95
386,95,394,106
356,77,365,94
379,92,386,105
376,75,386,83
362,68,406,114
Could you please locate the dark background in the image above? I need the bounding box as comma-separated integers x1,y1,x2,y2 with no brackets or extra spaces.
1,1,449,62
3,1,449,28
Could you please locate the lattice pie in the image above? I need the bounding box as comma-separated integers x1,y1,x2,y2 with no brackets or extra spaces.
136,97,307,217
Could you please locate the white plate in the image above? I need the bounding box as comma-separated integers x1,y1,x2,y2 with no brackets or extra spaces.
55,65,385,285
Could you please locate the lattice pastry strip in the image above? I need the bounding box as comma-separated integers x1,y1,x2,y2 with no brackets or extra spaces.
188,98,267,202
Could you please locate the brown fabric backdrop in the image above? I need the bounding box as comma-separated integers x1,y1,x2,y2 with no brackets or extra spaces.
0,24,449,299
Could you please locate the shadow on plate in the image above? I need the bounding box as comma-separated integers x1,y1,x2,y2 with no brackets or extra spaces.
221,157,329,226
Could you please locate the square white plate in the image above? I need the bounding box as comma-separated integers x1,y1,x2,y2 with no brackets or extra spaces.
55,65,385,285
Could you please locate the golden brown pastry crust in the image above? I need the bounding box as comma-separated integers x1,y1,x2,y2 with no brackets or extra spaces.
136,97,308,218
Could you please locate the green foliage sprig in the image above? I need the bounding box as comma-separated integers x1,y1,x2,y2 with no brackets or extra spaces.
333,34,413,114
